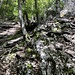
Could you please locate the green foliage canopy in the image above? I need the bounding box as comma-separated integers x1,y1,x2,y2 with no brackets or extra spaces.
0,0,64,20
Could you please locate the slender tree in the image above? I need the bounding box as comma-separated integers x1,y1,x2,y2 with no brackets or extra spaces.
34,0,39,24
23,0,30,26
18,0,30,43
0,0,3,7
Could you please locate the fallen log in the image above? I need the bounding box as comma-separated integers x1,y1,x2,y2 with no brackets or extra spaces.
65,50,75,58
63,34,75,44
0,24,14,28
7,36,23,44
56,18,71,24
4,36,23,48
3,36,23,48
0,24,21,36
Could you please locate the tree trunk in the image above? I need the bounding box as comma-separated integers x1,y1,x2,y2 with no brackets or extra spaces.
0,0,3,7
34,0,39,24
24,11,30,26
18,0,27,41
22,0,30,26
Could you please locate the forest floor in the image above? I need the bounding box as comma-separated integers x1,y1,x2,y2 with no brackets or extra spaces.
0,16,75,75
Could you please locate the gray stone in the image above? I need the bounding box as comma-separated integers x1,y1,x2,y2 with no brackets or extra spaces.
60,0,75,17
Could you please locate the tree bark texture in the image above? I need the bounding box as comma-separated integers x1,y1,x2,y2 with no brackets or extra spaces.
34,0,39,24
18,0,27,41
